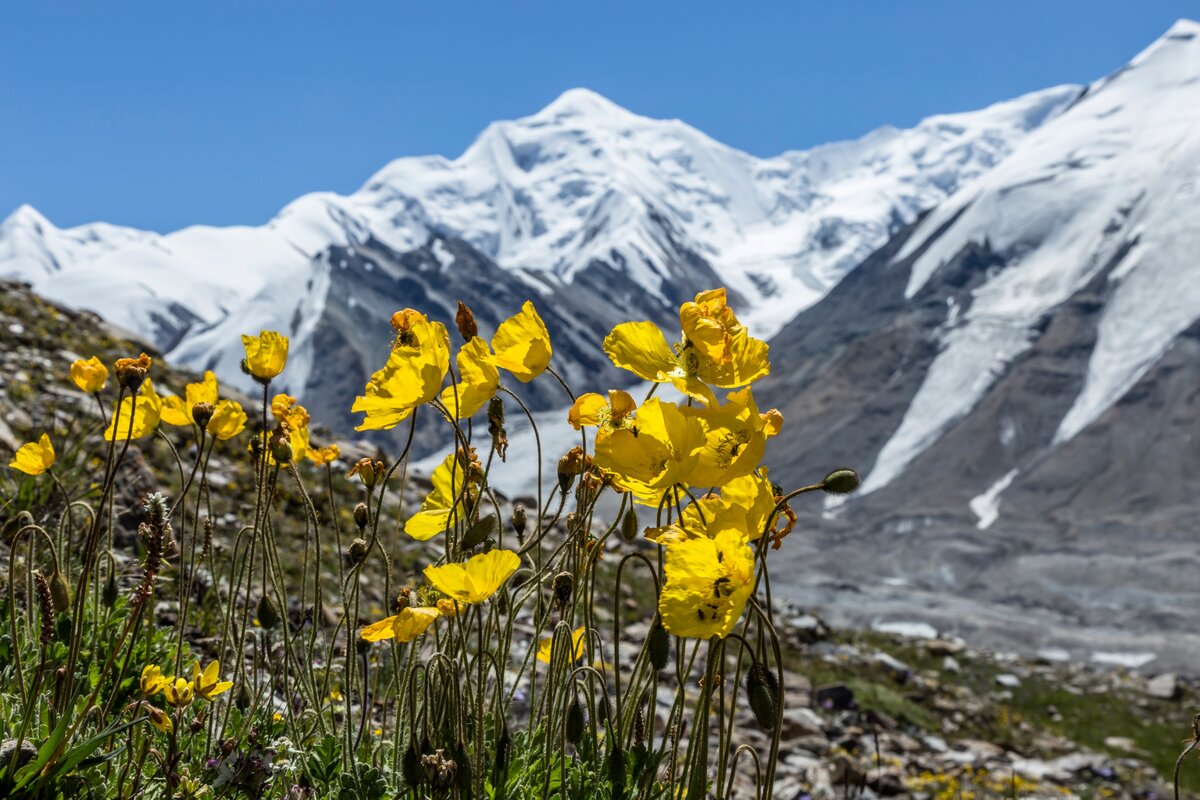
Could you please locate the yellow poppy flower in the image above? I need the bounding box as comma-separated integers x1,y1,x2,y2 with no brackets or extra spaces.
190,660,234,700
306,443,340,466
404,452,468,541
207,399,248,441
424,548,520,605
593,398,704,504
658,529,755,639
536,626,588,664
603,289,770,400
140,664,168,696
9,433,55,475
104,379,162,441
264,394,311,462
163,676,194,708
567,389,636,431
241,330,289,382
359,606,442,643
680,388,773,488
160,371,220,427
435,598,462,617
440,337,499,419
352,311,450,431
487,301,552,382
645,469,777,546
70,356,108,393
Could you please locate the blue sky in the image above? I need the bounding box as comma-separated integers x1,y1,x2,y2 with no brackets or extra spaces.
2,1,1193,233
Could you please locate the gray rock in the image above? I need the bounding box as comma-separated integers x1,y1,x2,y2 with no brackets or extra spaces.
1145,672,1180,700
995,673,1021,688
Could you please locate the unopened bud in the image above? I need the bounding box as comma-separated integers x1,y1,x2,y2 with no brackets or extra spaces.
648,615,670,671
744,662,780,730
269,430,293,464
257,594,281,630
620,508,639,542
349,457,386,489
394,587,412,613
566,698,585,745
353,502,369,530
49,567,71,613
552,572,573,609
822,468,860,495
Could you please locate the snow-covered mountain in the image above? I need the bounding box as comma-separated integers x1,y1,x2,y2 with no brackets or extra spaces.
1,83,1077,442
762,19,1200,668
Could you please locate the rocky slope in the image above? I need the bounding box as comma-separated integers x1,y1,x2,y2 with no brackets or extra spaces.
761,20,1200,671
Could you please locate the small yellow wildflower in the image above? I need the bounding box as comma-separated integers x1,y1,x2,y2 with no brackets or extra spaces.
70,356,108,393
424,549,520,605
206,399,248,441
306,443,340,466
487,300,553,382
163,676,194,708
536,626,588,664
9,433,55,475
140,664,168,696
435,598,462,618
360,606,442,643
439,337,499,419
241,330,289,382
144,703,173,733
403,452,468,541
352,310,449,430
567,389,636,431
103,379,163,440
190,660,233,701
161,371,219,427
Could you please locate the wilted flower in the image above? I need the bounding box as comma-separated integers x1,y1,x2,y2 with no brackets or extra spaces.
114,353,152,390
70,356,108,393
9,433,55,475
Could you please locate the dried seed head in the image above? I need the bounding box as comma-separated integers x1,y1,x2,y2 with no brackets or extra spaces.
353,502,369,530
455,301,478,342
114,353,152,390
191,401,215,429
347,537,369,566
552,572,573,609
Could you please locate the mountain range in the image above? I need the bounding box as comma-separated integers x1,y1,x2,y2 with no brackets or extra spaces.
4,20,1199,667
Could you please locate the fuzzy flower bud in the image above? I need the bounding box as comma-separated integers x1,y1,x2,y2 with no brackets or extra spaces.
114,353,152,390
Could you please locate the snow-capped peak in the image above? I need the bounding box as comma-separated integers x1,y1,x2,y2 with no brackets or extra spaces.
860,18,1200,497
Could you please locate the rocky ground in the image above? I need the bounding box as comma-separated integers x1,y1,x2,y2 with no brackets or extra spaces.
1,278,1197,799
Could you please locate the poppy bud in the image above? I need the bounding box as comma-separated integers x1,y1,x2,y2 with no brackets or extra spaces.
620,508,639,542
487,396,508,460
455,301,478,342
49,567,71,613
349,457,386,489
566,698,585,746
257,594,281,630
608,746,627,788
353,502,369,530
402,740,422,787
102,572,119,606
114,353,152,390
493,725,511,782
744,662,780,730
823,468,860,495
454,741,473,795
511,504,527,540
648,615,670,671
